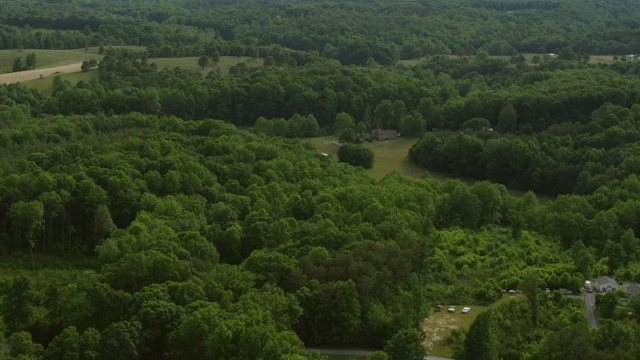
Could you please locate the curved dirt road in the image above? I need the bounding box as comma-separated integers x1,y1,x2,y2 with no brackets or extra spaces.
0,62,83,85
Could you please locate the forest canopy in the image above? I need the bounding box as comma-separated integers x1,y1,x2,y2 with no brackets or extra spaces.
2,0,640,359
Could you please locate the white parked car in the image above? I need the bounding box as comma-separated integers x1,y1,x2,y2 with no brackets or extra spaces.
448,306,456,313
461,307,471,314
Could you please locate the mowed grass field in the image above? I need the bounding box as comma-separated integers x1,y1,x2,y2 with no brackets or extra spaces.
149,56,263,76
310,136,425,181
0,48,108,73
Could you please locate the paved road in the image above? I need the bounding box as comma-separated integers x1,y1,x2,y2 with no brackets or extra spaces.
585,291,598,328
0,62,83,85
306,348,453,360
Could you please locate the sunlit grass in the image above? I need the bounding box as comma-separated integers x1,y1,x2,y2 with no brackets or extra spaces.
0,48,102,73
21,70,99,95
149,56,263,77
309,135,552,203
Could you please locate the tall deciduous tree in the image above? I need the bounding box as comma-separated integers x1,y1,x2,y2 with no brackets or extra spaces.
337,144,374,169
44,326,101,360
599,292,617,319
100,320,142,360
7,331,43,358
12,56,24,72
374,100,393,129
9,200,44,270
391,100,407,130
520,270,541,326
400,113,425,137
2,275,33,334
384,328,427,360
462,310,498,360
25,53,37,69
333,280,361,343
334,112,354,135
198,55,209,68
211,49,220,63
497,104,517,133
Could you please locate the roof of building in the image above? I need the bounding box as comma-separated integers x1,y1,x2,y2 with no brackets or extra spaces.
372,129,398,134
595,275,617,287
626,283,640,296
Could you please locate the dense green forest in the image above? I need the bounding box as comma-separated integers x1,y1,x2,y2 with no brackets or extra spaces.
2,0,640,61
2,0,640,359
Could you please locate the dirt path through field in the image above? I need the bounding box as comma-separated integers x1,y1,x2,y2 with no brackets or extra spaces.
0,63,83,84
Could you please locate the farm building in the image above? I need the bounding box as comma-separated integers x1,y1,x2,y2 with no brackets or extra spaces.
372,129,399,140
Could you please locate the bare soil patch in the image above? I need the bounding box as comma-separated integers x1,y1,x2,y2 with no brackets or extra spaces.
0,63,83,85
422,314,460,351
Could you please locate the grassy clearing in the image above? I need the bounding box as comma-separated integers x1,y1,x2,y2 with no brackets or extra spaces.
0,48,102,74
149,56,263,77
308,136,425,181
308,136,552,203
21,70,99,94
424,295,522,358
362,138,425,180
327,356,365,360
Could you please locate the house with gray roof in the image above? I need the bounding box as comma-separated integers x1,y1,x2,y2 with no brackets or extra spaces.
371,129,399,140
625,283,640,298
595,275,618,293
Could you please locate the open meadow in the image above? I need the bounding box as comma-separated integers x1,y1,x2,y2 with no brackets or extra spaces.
149,56,263,76
0,48,106,73
310,135,551,202
310,136,425,181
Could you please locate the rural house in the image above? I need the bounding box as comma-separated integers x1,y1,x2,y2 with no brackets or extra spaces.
595,275,618,293
372,129,399,140
625,283,640,298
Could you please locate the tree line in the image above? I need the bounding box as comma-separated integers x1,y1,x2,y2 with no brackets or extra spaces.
1,0,640,64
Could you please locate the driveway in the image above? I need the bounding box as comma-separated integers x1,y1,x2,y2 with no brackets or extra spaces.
0,63,83,85
305,348,453,360
585,291,598,328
